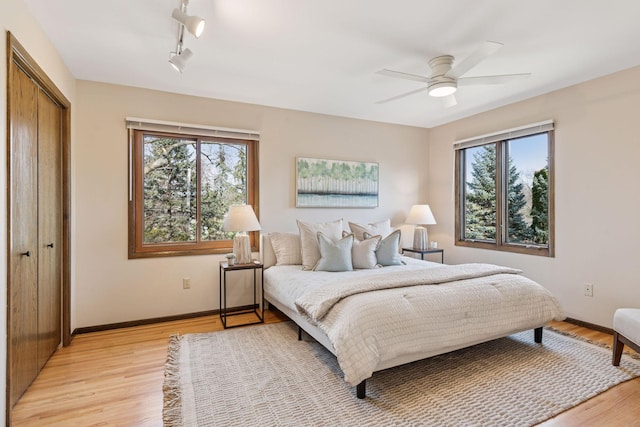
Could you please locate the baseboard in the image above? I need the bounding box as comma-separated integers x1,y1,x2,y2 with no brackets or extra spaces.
73,304,258,335
564,317,613,335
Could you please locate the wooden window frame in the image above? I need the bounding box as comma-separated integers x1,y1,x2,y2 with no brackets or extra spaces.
128,129,259,259
454,131,555,257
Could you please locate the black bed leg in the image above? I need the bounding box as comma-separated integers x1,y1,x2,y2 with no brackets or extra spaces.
534,327,543,343
298,326,302,341
356,380,366,399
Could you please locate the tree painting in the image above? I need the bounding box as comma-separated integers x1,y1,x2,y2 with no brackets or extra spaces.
296,157,378,208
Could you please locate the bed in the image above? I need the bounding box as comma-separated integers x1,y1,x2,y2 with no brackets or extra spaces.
261,229,565,399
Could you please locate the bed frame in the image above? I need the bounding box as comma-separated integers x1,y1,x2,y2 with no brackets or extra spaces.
261,234,545,399
265,290,543,398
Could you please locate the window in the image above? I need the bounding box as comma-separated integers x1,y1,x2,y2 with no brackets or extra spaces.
455,121,554,256
128,122,259,258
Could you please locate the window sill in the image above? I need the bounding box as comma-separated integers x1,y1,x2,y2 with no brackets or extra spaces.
455,240,553,257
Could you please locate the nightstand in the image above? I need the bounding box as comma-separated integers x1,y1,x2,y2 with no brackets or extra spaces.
219,260,264,328
402,247,444,264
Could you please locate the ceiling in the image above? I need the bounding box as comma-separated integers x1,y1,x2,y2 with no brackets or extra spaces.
22,0,640,128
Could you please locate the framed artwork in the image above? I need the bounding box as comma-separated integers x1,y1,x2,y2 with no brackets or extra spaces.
296,157,379,208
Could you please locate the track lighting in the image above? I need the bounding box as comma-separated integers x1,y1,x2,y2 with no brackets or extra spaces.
169,48,193,73
169,0,205,73
172,7,205,38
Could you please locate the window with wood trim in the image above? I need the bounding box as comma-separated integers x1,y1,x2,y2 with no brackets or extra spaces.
128,129,258,258
455,122,554,256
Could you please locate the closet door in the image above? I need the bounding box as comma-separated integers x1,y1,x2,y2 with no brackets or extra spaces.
8,62,40,407
7,35,70,418
37,89,62,368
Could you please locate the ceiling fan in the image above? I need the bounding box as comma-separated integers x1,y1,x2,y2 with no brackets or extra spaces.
375,41,531,107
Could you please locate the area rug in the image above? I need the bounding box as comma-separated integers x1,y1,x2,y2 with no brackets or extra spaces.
163,321,640,426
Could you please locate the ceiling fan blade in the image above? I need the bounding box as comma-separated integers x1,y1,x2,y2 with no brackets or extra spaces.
376,69,430,83
449,41,503,78
375,86,428,104
457,73,531,86
443,94,457,108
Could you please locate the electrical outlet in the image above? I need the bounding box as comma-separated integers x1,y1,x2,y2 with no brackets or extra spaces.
584,283,593,297
183,278,191,290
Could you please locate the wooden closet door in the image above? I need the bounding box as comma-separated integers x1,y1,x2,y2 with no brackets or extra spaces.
7,35,70,420
37,89,62,369
8,62,40,407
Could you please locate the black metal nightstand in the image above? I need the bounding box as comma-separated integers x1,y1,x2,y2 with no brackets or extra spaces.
402,247,444,264
219,260,264,328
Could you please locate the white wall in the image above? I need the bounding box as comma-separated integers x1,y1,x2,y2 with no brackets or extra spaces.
1,0,77,421
74,81,429,329
428,65,640,328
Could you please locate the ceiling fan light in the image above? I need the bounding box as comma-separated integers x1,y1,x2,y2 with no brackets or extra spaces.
172,8,206,38
169,48,193,73
428,81,457,97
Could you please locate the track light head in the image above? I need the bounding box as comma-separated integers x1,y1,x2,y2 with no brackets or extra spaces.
169,48,193,73
172,8,206,38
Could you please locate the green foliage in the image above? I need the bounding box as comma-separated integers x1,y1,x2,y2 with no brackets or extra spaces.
506,161,532,243
143,137,196,243
142,136,247,244
200,143,247,241
464,145,497,240
530,167,549,244
464,144,545,245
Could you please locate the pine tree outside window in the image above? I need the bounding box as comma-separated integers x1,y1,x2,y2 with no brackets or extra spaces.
454,122,554,257
128,129,258,258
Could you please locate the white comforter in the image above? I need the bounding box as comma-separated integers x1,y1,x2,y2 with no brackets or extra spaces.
264,259,564,386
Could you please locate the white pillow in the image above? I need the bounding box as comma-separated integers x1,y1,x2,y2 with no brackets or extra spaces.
351,234,381,269
313,232,354,272
297,219,343,270
349,219,392,240
268,232,302,265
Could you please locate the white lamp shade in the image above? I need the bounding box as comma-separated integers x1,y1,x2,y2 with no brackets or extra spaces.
169,48,193,73
406,204,437,225
172,8,206,38
222,205,261,232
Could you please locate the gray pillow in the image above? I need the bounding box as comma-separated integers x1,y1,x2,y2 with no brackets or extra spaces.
313,232,354,272
366,229,403,266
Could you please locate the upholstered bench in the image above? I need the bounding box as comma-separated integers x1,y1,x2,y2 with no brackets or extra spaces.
613,308,640,365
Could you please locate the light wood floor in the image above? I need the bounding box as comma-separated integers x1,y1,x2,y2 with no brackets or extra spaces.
10,314,640,426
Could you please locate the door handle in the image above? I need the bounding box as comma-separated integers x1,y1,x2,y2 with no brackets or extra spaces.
21,251,31,257
46,243,54,248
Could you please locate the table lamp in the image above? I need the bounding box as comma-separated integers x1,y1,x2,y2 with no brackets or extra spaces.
222,204,261,264
406,204,436,250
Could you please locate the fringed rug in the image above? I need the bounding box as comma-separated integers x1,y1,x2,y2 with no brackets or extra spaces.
163,322,640,426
